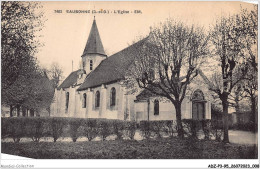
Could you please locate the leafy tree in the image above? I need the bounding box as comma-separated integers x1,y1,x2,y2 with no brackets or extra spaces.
23,69,55,115
126,19,209,138
1,1,44,90
1,1,46,115
2,66,54,116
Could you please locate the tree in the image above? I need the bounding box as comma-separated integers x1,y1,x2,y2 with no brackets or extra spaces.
236,64,258,127
126,19,209,138
244,72,257,126
46,62,64,88
222,6,257,131
1,1,44,90
23,68,55,116
207,7,257,142
238,5,258,72
1,1,45,115
2,65,54,116
238,6,258,127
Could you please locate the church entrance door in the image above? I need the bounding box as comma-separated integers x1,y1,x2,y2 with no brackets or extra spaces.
192,102,204,120
191,89,206,120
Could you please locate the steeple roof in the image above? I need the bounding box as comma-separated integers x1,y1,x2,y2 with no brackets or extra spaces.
82,18,106,57
77,37,149,91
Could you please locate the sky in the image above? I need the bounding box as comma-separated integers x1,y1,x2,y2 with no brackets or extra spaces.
36,1,256,78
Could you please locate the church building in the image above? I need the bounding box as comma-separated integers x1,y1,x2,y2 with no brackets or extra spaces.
50,18,211,122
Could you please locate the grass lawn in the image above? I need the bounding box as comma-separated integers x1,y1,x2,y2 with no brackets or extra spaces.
1,137,258,159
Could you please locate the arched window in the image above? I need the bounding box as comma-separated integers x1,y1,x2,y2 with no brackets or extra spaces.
110,87,116,106
154,99,159,115
66,92,69,111
90,60,93,70
82,93,87,108
192,89,204,101
95,91,100,108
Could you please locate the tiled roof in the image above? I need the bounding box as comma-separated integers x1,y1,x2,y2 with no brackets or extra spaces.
82,19,106,57
136,88,157,101
57,70,81,90
135,71,207,101
135,83,168,101
77,38,148,91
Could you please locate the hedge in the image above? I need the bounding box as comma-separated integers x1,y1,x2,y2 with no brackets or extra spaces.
82,119,98,141
2,117,223,142
1,117,136,143
50,117,67,142
139,120,174,139
140,119,223,141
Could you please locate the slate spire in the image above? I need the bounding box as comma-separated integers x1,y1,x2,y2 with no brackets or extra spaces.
82,18,106,57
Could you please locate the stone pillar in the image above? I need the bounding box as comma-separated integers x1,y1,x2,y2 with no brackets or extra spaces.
208,101,211,119
100,84,107,118
63,90,67,117
204,101,211,119
189,100,193,119
118,84,125,120
69,87,76,118
86,88,93,118
62,90,67,117
184,95,192,119
129,95,135,121
74,90,80,118
58,89,63,117
181,98,188,119
147,99,150,121
205,102,208,119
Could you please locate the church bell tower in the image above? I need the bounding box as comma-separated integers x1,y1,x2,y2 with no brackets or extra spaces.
81,17,107,74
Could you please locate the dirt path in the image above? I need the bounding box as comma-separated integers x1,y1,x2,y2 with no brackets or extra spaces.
229,130,258,145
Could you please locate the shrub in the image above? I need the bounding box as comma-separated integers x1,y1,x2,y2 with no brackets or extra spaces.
83,119,98,141
112,120,125,140
201,119,211,140
210,119,223,141
150,121,172,138
235,122,257,132
98,120,111,141
163,120,177,138
182,119,201,139
50,117,67,142
68,118,83,142
140,120,174,139
1,118,9,139
5,117,27,142
150,121,162,138
123,121,136,140
140,121,151,139
26,117,47,142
